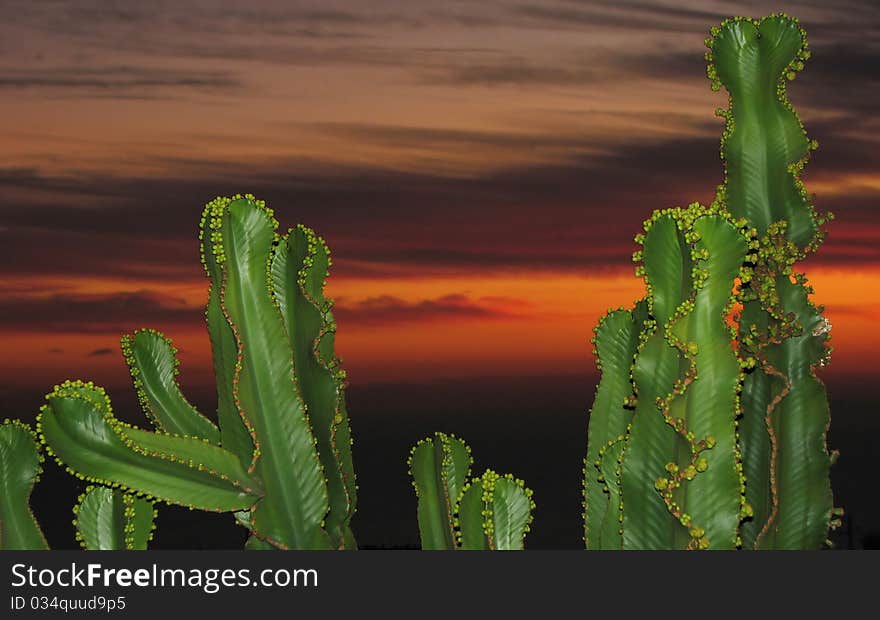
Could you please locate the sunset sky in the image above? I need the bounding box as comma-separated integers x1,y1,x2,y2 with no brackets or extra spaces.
1,1,878,547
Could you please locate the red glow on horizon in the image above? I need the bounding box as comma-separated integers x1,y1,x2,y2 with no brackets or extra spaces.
2,267,876,394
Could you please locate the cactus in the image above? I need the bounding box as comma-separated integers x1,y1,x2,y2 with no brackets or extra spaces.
0,419,155,550
408,433,534,550
0,420,49,550
585,204,751,549
37,194,357,550
583,14,837,550
707,14,837,550
2,14,840,552
74,486,156,550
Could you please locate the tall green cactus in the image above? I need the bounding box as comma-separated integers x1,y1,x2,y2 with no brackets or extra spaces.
584,14,838,550
707,14,837,550
37,194,358,550
409,433,534,550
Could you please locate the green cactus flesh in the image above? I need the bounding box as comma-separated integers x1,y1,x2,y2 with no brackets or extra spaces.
623,205,748,550
74,486,156,550
583,301,647,549
122,329,220,444
458,471,535,551
709,14,835,549
5,14,837,553
594,437,626,548
0,420,49,550
709,15,823,250
585,14,837,550
201,202,256,469
270,225,357,549
36,194,359,549
206,196,331,549
38,381,262,512
408,432,472,550
409,433,534,550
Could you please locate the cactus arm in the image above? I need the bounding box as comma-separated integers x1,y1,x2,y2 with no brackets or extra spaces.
672,214,749,550
595,437,627,549
620,215,691,549
38,381,261,512
74,486,156,550
200,203,256,468
208,195,330,549
456,482,489,550
124,493,156,550
0,420,49,550
709,14,819,249
583,305,643,549
410,441,454,550
269,225,357,548
756,275,833,549
490,476,535,550
457,471,534,551
622,207,748,549
121,329,220,443
737,305,775,548
235,512,281,548
710,14,836,549
408,433,472,550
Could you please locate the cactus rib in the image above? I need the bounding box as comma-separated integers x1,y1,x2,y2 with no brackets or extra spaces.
0,420,49,550
709,14,836,548
269,225,357,549
37,380,262,512
583,305,642,549
210,195,331,549
121,328,220,444
408,433,472,550
74,486,156,550
457,471,534,551
618,204,748,549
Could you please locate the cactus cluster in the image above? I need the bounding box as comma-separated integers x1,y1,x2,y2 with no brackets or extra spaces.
0,14,841,552
583,14,839,550
408,433,534,550
31,194,357,550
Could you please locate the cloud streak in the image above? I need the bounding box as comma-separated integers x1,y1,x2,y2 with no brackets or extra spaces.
0,290,201,333
0,66,241,98
334,294,527,326
0,0,877,390
1,118,876,283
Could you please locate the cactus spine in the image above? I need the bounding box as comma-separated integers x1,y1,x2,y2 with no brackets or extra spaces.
36,194,357,550
409,433,534,550
584,14,837,550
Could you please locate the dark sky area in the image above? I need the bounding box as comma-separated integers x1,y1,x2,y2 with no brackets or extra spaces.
1,0,878,548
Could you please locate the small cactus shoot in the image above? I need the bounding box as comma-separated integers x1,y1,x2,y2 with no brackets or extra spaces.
409,433,535,550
